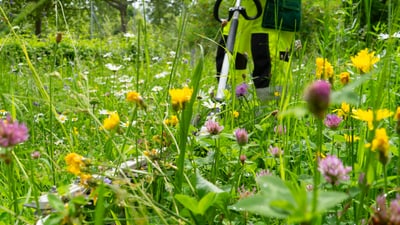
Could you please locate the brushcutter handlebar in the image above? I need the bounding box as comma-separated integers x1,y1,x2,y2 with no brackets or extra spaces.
213,0,262,23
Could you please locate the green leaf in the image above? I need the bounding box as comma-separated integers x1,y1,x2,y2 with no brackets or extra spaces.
44,214,64,225
230,176,296,219
47,194,64,212
196,170,224,198
198,192,216,215
229,194,290,218
331,74,371,105
175,194,200,214
316,191,349,213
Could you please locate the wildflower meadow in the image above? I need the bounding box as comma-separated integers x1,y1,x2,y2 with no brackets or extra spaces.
0,0,400,224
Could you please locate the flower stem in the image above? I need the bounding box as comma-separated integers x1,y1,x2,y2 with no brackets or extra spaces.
7,155,18,222
312,119,323,217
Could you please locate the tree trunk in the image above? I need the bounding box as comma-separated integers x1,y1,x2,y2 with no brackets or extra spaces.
35,16,42,37
120,6,127,33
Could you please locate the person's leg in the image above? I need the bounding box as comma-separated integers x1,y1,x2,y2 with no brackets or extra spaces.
251,33,273,101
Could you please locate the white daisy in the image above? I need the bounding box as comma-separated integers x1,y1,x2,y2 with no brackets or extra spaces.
105,63,122,72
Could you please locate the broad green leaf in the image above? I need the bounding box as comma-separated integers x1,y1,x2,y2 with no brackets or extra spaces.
175,194,200,214
44,214,64,225
229,194,290,219
196,170,224,198
331,74,371,105
198,192,216,215
316,191,349,213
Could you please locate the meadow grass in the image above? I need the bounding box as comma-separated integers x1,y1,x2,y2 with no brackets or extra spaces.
0,1,400,224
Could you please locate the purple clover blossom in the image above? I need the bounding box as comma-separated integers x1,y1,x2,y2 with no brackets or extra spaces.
389,196,400,224
324,114,342,129
304,80,331,119
269,146,283,158
256,169,272,177
0,116,29,148
370,194,400,224
235,83,248,97
235,128,248,146
318,155,351,186
205,120,224,135
274,125,286,135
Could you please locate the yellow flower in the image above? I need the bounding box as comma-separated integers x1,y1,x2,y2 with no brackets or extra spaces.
350,48,380,73
126,91,142,103
164,115,179,126
394,106,400,120
352,109,374,130
339,72,350,85
344,134,360,142
233,111,239,118
65,153,85,175
352,108,393,130
169,87,193,111
316,57,334,80
371,128,390,164
376,109,393,121
334,102,350,118
103,112,120,130
79,173,92,185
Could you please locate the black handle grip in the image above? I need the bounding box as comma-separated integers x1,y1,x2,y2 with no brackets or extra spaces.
214,0,263,23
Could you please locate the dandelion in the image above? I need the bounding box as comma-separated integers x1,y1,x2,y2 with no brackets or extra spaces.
204,120,224,135
164,115,179,126
316,57,334,80
318,155,351,186
235,83,248,97
339,72,350,85
103,112,120,130
371,128,390,165
394,107,400,134
304,80,331,119
235,128,248,146
126,91,145,108
324,114,342,129
350,48,380,73
65,153,85,175
169,87,193,111
0,116,29,148
352,108,393,130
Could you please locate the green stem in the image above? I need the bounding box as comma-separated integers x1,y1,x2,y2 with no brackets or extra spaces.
312,119,323,217
7,154,18,221
211,138,220,183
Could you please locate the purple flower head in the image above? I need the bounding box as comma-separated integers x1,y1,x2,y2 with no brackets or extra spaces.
205,120,224,135
324,114,342,129
318,155,351,186
256,169,272,177
274,125,286,135
240,154,247,165
235,83,248,97
269,146,283,158
235,128,248,146
389,195,400,224
0,116,29,148
304,80,331,119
